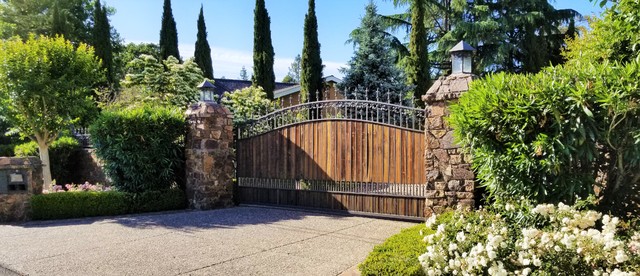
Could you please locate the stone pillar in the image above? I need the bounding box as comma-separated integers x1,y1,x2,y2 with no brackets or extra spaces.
422,74,476,216
0,157,43,222
185,102,235,210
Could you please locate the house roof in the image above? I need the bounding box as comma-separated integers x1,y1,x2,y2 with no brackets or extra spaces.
273,75,342,99
211,78,298,97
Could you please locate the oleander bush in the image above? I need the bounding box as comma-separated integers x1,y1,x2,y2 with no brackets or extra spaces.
14,136,80,184
89,105,185,193
419,201,640,275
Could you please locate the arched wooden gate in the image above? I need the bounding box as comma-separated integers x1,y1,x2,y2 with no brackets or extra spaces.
235,99,427,219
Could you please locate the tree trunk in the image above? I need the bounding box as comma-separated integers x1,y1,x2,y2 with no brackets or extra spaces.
37,141,53,189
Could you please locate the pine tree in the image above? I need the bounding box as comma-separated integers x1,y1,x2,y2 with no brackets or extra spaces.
159,0,180,62
92,0,114,84
240,66,248,80
252,0,275,99
406,0,429,107
300,0,323,103
337,3,411,105
194,5,213,79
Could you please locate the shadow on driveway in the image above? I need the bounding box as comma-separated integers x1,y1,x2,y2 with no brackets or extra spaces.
18,205,350,232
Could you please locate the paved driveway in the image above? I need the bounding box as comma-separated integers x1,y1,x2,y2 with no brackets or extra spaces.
0,206,415,276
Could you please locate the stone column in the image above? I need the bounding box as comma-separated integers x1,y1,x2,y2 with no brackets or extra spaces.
185,102,235,210
422,74,476,216
0,157,43,222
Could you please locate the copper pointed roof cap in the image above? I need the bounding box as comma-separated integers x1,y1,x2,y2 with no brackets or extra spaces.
449,40,476,52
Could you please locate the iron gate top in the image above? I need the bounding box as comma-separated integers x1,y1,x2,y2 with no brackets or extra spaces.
236,99,426,139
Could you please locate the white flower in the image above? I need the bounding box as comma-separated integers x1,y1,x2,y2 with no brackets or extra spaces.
456,231,466,243
426,214,437,228
522,268,532,276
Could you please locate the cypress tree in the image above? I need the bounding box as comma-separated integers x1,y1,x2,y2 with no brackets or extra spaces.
51,2,67,38
159,0,180,62
300,0,323,103
252,0,275,99
406,0,429,107
92,0,114,84
194,5,213,79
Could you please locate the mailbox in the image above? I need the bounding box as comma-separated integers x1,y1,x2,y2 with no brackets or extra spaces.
0,170,27,194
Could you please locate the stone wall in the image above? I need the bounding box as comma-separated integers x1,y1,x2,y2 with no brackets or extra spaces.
422,74,476,216
185,102,235,210
0,157,43,223
69,148,109,185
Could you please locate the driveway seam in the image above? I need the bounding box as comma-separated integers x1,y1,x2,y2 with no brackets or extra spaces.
177,219,376,275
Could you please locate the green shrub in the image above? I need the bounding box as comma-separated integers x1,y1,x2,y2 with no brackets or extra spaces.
130,189,187,213
14,136,80,184
31,191,130,220
89,105,185,193
0,144,14,156
31,188,187,220
449,61,640,208
359,224,432,276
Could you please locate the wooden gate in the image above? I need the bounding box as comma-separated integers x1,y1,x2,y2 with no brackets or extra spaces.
235,99,427,219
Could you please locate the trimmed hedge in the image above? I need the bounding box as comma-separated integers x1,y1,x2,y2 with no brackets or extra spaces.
31,189,187,220
89,105,185,193
359,224,432,276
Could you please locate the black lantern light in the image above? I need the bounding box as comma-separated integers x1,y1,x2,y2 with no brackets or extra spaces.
197,79,216,102
449,41,475,74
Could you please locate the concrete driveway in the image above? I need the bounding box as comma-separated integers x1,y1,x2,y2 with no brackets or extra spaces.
0,206,416,276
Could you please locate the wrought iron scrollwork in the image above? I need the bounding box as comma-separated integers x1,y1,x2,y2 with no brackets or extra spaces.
236,99,426,139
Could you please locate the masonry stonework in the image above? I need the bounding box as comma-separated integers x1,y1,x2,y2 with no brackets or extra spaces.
423,74,476,216
0,157,43,223
185,102,235,210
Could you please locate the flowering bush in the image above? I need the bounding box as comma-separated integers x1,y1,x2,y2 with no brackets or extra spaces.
45,181,112,193
419,202,640,275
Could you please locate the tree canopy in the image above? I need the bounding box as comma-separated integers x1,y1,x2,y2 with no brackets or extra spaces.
300,0,323,103
159,0,180,62
0,35,102,186
338,3,412,105
194,5,213,80
252,0,276,99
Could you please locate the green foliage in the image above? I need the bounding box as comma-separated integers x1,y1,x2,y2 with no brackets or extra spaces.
31,191,130,220
240,66,249,81
565,0,640,65
159,0,180,62
338,3,412,105
283,54,301,83
0,144,15,157
89,105,186,193
0,0,94,44
0,35,101,186
117,55,202,109
92,0,114,85
378,0,579,74
15,136,80,184
252,0,275,99
31,188,186,220
130,189,187,213
300,0,323,103
194,5,213,80
406,0,430,106
222,86,275,123
359,224,430,276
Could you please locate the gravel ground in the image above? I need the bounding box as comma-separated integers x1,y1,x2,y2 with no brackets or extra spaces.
0,206,415,276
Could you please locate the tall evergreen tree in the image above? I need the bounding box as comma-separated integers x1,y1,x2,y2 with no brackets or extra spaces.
51,2,67,37
337,3,411,105
406,0,430,107
194,5,213,79
159,0,180,62
300,0,323,103
92,0,114,84
252,0,275,99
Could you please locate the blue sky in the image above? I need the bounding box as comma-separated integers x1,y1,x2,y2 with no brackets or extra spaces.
104,0,605,80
